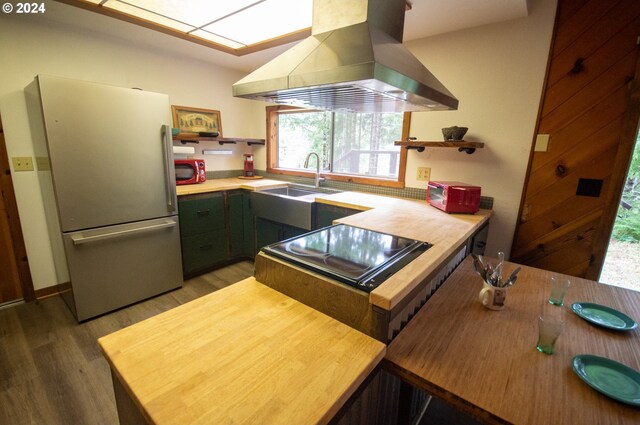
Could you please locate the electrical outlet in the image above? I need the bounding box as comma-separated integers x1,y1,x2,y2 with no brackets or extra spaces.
12,156,34,171
417,167,431,181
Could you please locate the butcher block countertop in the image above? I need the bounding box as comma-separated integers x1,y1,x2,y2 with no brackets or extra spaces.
99,277,386,425
176,177,287,196
313,192,491,311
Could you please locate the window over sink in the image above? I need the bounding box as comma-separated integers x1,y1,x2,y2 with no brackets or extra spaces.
266,106,411,188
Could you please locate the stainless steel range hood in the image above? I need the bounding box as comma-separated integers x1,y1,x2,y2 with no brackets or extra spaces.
232,0,458,113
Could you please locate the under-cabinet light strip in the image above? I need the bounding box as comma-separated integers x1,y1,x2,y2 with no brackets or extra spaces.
203,149,233,155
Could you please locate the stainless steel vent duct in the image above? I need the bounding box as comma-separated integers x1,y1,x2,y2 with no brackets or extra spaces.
232,0,458,113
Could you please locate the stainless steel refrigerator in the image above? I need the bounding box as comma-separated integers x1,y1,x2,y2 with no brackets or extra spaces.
25,75,183,321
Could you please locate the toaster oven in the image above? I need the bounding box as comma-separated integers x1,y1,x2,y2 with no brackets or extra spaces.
427,181,481,213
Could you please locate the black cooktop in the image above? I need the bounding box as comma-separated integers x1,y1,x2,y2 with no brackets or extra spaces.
261,224,431,292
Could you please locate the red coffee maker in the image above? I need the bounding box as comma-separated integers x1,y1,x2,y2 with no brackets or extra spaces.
243,154,254,178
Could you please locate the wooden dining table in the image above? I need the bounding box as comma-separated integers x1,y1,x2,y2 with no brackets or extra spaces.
384,256,640,424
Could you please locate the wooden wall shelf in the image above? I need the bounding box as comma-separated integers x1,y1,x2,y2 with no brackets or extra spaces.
174,133,265,146
394,140,484,154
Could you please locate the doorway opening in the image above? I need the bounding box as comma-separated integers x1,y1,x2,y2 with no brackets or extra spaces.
600,130,640,291
0,115,35,304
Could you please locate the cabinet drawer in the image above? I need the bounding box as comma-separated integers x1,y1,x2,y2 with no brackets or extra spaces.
181,230,227,275
178,193,225,237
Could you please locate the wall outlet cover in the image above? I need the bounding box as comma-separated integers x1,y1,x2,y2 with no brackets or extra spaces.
12,156,34,171
417,167,431,181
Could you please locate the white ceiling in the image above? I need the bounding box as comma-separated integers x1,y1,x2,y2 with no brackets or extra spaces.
39,0,530,73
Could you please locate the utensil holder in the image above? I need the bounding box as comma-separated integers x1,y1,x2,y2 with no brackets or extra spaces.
479,282,507,310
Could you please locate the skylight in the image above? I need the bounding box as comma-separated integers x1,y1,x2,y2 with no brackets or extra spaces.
83,0,313,52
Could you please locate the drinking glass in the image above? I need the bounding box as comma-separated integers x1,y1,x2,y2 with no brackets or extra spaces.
536,304,565,354
548,276,570,306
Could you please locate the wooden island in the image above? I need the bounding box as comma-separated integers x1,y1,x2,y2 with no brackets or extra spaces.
256,190,491,342
99,278,385,425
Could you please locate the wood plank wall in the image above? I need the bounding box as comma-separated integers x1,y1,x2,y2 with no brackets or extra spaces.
511,0,640,278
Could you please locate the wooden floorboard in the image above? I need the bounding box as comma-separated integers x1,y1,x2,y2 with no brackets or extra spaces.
0,261,254,425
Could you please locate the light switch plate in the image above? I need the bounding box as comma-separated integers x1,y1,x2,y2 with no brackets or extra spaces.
417,167,431,181
534,134,550,152
12,156,34,171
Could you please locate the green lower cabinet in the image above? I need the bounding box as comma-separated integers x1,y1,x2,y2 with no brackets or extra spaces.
255,217,307,250
315,203,360,229
178,193,225,237
227,191,245,258
178,190,258,278
256,217,283,250
242,193,256,257
178,192,228,278
180,229,227,276
281,223,307,240
228,190,256,259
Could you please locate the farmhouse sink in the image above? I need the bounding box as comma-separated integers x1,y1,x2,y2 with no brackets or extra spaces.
250,185,341,230
259,186,321,198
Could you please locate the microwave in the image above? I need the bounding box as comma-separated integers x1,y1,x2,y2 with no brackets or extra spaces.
427,181,481,214
174,159,206,185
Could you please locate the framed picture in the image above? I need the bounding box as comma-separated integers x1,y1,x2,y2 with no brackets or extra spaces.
171,105,222,136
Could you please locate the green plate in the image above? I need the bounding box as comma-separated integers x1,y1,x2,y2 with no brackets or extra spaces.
572,355,640,406
571,302,637,331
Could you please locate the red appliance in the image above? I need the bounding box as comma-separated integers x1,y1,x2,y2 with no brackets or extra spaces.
174,159,206,185
243,154,254,177
427,181,481,214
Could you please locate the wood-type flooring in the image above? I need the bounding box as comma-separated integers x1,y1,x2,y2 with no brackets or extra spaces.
0,260,479,425
0,261,254,425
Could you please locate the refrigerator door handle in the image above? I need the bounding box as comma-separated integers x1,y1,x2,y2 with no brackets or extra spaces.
71,219,178,245
162,124,177,212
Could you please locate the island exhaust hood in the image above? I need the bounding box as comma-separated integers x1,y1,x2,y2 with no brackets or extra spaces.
232,0,458,113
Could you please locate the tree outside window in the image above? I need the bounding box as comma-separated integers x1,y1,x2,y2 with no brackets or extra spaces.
267,106,410,188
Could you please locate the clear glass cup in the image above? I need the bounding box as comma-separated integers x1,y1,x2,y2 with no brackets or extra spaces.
536,304,565,354
548,276,570,306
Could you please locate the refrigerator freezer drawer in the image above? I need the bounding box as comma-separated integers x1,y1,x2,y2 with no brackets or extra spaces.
63,217,183,321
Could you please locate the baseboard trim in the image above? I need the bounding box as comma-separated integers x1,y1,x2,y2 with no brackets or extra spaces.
34,284,64,300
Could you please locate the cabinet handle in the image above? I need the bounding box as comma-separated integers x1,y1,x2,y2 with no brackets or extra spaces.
197,209,211,216
199,244,213,251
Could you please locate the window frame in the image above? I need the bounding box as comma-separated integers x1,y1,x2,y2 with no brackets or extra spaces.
266,105,410,188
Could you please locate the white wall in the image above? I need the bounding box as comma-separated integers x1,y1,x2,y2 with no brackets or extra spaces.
0,3,264,290
403,0,557,257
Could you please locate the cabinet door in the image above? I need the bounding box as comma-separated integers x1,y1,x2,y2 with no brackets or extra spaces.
469,222,489,255
256,217,283,250
181,230,227,276
256,217,309,250
315,204,359,229
178,193,225,237
227,191,244,258
282,223,307,241
242,193,256,257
